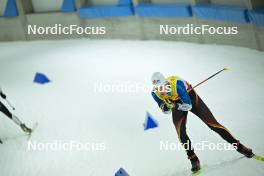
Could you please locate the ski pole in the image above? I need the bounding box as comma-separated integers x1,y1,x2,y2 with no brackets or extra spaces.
6,99,15,110
175,67,229,101
191,67,228,90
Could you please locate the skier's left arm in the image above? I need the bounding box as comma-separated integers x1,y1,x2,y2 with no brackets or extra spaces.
176,80,192,111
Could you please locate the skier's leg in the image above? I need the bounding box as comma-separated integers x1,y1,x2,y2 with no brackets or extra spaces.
172,108,201,171
172,108,195,157
189,90,238,144
189,91,253,157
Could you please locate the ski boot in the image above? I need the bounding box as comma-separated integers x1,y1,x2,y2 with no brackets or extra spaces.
237,142,254,158
189,154,201,172
20,123,32,134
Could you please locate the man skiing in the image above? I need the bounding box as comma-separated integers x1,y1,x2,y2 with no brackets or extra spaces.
0,87,32,143
151,72,254,172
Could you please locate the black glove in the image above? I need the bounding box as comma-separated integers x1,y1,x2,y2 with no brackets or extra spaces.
0,92,6,99
160,100,175,114
163,99,175,109
161,103,171,112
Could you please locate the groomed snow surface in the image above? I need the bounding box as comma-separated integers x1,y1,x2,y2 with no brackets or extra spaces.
0,39,264,176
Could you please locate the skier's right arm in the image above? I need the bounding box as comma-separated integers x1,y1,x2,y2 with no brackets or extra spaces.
151,92,171,114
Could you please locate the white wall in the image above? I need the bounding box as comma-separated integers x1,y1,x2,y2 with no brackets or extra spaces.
210,0,248,8
87,0,118,5
151,0,192,3
0,0,8,16
250,0,264,9
31,0,64,12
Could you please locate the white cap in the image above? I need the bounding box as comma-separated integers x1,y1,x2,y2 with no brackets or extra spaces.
151,72,166,86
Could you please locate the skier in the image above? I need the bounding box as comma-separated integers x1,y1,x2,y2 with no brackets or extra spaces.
0,88,32,143
151,72,254,172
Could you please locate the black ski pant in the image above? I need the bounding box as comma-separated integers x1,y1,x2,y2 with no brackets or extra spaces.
172,90,239,158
